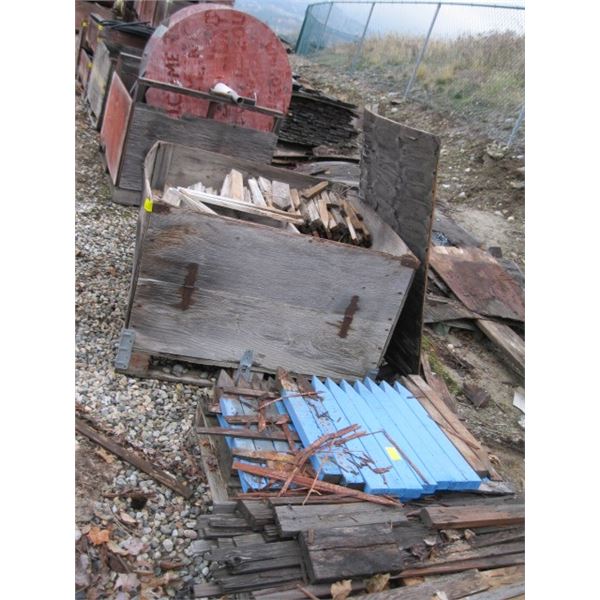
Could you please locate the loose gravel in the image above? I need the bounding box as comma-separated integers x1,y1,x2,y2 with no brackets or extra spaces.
75,97,215,598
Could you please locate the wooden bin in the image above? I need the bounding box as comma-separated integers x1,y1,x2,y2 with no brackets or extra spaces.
100,75,282,206
120,142,420,381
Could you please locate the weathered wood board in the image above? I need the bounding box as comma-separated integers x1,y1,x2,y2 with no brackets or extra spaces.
429,246,525,321
274,502,408,536
118,103,278,192
360,109,440,375
101,72,133,185
85,41,113,129
124,143,418,380
476,319,525,380
421,504,525,529
299,523,409,582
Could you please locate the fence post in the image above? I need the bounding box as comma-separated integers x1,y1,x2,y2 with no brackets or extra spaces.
404,2,441,99
318,3,334,52
350,2,375,71
507,104,525,148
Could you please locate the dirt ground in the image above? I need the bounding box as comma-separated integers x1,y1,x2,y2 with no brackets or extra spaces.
290,55,525,491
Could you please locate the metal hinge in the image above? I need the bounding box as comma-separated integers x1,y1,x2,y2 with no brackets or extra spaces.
115,329,136,370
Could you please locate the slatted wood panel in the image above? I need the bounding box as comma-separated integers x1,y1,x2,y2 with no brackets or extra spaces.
127,188,417,378
279,377,480,500
118,103,278,191
360,109,440,375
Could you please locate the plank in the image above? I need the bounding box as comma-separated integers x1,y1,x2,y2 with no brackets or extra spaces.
300,524,406,582
429,246,524,321
236,500,275,529
353,570,490,599
178,188,304,224
421,505,524,529
421,352,458,412
229,169,244,201
119,103,277,191
128,209,415,379
195,426,299,443
274,503,408,536
207,540,300,563
217,567,304,593
424,294,479,324
361,109,440,374
400,376,491,478
85,40,113,127
476,320,525,380
75,418,192,498
398,553,524,577
271,180,292,210
461,582,525,600
248,178,268,207
301,180,329,199
195,403,230,504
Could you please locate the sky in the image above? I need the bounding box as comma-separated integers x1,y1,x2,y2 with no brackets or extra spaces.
236,0,525,39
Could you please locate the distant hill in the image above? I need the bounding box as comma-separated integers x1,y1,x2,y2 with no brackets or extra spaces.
235,0,311,41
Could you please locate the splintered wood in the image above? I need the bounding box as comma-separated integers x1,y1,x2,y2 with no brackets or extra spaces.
179,169,372,247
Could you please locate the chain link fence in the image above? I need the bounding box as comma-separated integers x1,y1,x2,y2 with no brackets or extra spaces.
296,1,524,146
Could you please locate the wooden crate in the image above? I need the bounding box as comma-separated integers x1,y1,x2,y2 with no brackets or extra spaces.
100,75,281,206
85,42,144,130
120,142,420,380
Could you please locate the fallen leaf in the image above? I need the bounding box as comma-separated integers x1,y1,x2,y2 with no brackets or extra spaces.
115,573,140,592
331,579,352,600
107,541,130,556
365,573,390,593
119,511,137,525
489,454,502,467
95,448,115,464
88,527,110,545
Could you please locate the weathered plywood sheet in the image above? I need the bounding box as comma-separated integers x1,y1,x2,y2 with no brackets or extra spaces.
119,104,277,191
360,109,440,375
85,41,113,128
430,246,525,321
128,210,415,379
100,72,133,185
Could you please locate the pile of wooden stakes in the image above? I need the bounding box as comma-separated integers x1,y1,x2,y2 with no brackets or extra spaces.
168,169,372,247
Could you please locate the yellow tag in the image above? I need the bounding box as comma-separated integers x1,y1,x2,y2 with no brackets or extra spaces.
82,20,88,27
385,446,402,461
144,198,153,213
98,24,104,31
87,62,92,69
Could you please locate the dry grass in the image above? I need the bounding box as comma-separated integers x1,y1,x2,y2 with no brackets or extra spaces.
314,31,524,117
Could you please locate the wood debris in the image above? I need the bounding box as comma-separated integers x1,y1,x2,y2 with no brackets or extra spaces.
179,169,372,247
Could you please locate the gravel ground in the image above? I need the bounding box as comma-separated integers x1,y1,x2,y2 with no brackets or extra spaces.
75,97,214,599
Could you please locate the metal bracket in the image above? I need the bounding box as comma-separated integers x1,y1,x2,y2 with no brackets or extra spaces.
235,350,254,385
115,329,136,370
